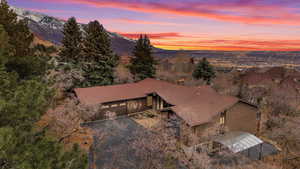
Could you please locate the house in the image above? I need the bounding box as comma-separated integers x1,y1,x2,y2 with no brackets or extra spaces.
75,78,260,136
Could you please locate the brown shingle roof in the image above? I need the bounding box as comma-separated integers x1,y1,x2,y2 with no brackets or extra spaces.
75,78,239,126
74,82,147,105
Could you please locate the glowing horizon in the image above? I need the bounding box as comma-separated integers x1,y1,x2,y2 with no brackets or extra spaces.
11,0,300,51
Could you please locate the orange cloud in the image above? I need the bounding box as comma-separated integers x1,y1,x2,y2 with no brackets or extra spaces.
36,0,300,25
185,40,300,47
116,18,185,26
118,32,183,39
153,40,300,51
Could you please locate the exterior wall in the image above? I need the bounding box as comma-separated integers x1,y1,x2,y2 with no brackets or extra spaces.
225,101,258,134
174,113,222,146
152,94,161,110
194,123,214,137
152,94,173,111
92,98,150,120
126,98,149,113
90,94,172,121
193,115,221,141
101,100,128,116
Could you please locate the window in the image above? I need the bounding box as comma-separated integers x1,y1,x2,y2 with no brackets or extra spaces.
220,111,226,125
111,104,118,108
102,105,109,109
147,96,153,106
220,117,225,125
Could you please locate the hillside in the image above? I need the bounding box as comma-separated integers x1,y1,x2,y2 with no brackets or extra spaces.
11,6,139,56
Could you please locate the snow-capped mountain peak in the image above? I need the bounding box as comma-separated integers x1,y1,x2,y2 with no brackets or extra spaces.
10,6,138,55
12,6,47,23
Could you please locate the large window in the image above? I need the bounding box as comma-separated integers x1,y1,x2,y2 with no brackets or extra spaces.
102,105,110,109
111,104,118,108
147,96,153,106
220,117,225,125
220,111,226,125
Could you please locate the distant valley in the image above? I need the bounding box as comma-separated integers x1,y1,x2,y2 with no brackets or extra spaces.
13,7,300,69
158,50,300,70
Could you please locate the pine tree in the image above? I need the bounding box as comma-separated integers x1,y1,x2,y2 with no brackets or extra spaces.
0,0,18,38
0,0,33,57
59,17,82,64
12,20,34,57
0,24,8,49
192,57,216,84
0,3,88,169
0,24,10,64
128,35,156,80
0,1,46,80
82,20,119,86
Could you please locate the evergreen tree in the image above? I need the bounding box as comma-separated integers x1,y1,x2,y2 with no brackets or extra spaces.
82,20,119,86
128,35,156,80
0,0,33,57
0,0,18,39
0,24,10,64
192,57,216,84
0,2,88,169
59,17,82,64
0,1,46,80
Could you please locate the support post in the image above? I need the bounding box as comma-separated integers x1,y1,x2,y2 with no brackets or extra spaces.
248,148,250,157
259,143,263,160
157,95,159,110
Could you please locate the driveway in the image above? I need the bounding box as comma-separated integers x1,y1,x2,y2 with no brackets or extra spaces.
83,117,186,169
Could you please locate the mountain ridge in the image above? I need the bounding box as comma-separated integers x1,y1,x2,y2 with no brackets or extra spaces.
11,6,142,56
11,6,300,63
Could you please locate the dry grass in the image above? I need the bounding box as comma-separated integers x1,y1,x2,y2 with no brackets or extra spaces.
133,117,160,129
32,36,54,47
131,110,161,129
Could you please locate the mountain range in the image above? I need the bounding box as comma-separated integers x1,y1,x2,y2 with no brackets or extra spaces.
11,6,148,56
11,6,300,64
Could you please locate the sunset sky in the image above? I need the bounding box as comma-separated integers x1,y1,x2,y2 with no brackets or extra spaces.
10,0,300,51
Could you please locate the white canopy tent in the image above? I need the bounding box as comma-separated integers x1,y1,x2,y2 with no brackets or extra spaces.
214,131,263,153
